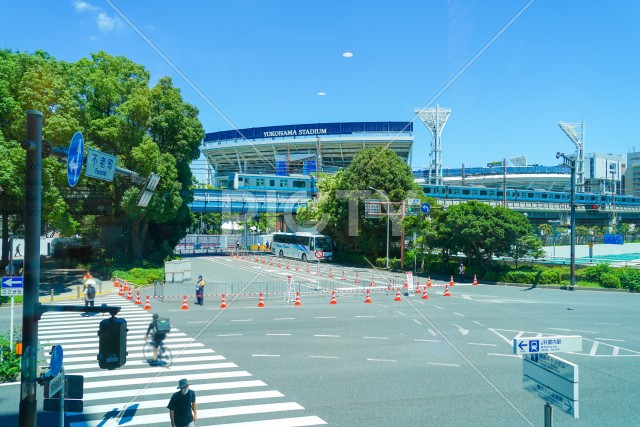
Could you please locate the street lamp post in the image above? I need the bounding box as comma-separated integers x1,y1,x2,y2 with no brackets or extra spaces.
611,170,617,227
369,187,390,269
557,152,576,290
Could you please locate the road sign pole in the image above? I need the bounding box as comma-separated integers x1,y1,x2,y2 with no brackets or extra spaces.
59,369,65,427
10,296,14,351
544,402,553,427
19,110,43,427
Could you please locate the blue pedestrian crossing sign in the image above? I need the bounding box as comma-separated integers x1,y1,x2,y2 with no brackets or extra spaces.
67,131,84,187
1,276,24,296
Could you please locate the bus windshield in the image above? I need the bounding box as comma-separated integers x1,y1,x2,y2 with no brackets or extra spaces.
314,236,332,251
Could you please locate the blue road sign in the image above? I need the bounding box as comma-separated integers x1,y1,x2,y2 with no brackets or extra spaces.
420,202,431,214
67,131,84,187
49,345,63,377
1,276,24,288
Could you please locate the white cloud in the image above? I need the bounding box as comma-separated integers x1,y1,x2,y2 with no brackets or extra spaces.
317,92,326,96
72,1,122,33
342,52,353,58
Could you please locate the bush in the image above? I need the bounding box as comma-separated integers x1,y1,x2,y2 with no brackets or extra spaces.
112,266,164,287
482,271,500,282
538,269,561,285
600,273,621,289
0,335,21,383
501,271,538,284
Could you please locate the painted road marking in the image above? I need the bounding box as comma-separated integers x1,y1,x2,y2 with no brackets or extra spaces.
314,335,340,338
414,339,440,343
266,333,291,336
309,356,339,359
363,336,389,340
428,362,460,367
473,320,486,327
453,312,465,317
468,342,497,347
367,358,398,363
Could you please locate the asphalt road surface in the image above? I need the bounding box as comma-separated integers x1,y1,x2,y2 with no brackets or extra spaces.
1,255,639,426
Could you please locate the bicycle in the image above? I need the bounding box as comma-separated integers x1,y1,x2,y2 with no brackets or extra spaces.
143,338,172,367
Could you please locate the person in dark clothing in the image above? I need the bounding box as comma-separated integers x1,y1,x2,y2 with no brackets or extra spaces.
146,314,167,363
15,244,21,257
168,378,197,427
195,275,205,306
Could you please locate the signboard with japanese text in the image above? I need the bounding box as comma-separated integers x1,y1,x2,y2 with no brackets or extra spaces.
85,148,117,182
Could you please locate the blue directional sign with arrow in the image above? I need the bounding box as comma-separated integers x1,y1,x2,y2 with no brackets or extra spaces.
1,276,23,296
420,202,431,214
67,131,84,187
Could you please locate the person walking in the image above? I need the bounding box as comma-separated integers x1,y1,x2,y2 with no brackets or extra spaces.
195,275,205,306
168,378,197,427
83,278,96,316
14,244,21,257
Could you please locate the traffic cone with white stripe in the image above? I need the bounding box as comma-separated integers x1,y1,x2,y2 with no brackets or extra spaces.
450,276,455,287
113,277,120,287
286,262,290,270
473,274,478,286
278,260,281,268
387,280,392,291
296,263,300,272
355,273,360,284
181,295,189,310
329,290,337,305
118,284,124,297
220,294,227,309
370,276,375,287
294,292,302,306
394,289,402,302
134,291,142,305
306,264,310,273
414,281,421,294
329,268,334,278
258,292,265,308
421,287,429,300
144,295,152,310
443,283,451,297
127,289,133,301
364,289,372,304
269,258,273,266
427,277,432,288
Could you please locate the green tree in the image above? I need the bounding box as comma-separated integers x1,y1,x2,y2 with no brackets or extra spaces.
432,201,536,272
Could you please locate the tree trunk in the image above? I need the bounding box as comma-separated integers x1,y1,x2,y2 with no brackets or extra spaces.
130,218,150,260
1,212,8,269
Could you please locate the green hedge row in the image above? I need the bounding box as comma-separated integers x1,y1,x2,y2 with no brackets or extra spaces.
111,266,164,288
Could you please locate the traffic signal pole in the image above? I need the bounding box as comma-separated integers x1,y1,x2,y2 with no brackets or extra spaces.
19,110,43,427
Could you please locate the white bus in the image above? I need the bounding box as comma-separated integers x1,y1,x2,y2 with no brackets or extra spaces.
272,232,333,262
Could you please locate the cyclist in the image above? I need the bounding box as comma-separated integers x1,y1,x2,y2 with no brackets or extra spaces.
146,313,167,363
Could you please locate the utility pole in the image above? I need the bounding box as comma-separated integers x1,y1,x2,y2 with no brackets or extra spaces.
19,110,43,427
557,152,576,291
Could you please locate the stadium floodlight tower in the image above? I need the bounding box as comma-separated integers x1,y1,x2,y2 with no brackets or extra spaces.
414,105,451,185
558,121,585,193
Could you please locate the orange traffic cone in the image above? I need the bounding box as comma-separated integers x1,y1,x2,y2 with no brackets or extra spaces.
113,277,120,287
294,292,302,306
296,263,300,272
394,289,402,302
370,276,375,287
181,295,189,310
143,295,152,310
118,284,124,297
427,277,432,288
126,289,133,301
355,273,360,284
269,258,274,266
255,256,259,262
306,264,310,273
341,269,346,281
286,262,290,270
329,290,338,305
329,268,334,278
421,288,429,299
443,283,451,297
414,281,421,294
364,289,372,304
134,291,142,305
220,294,227,309
258,292,265,308
473,274,478,286
277,260,281,268
387,281,392,291
450,276,455,287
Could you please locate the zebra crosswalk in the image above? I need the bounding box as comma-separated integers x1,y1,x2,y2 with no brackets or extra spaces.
39,295,327,426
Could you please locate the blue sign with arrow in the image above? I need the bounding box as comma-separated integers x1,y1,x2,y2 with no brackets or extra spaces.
420,202,431,214
49,345,63,377
67,131,84,187
1,276,23,296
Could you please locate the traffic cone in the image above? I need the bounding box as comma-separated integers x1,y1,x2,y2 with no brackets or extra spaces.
134,291,142,305
181,295,189,310
394,289,402,302
355,273,360,284
450,276,455,287
296,263,300,272
294,292,302,306
306,264,310,273
113,277,119,287
329,268,334,278
143,295,152,310
387,281,392,291
124,282,130,293
286,262,290,270
370,276,375,287
255,256,259,262
126,289,133,301
220,294,227,309
414,281,421,294
473,274,478,286
258,292,265,308
269,258,273,266
421,288,429,299
443,283,451,297
118,284,124,297
277,260,281,268
427,277,432,288
329,290,337,305
341,269,346,280
364,289,372,304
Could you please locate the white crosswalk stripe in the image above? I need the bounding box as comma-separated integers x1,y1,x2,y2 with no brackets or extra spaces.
40,295,327,426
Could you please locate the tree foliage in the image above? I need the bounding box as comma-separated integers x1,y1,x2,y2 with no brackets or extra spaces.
0,49,204,265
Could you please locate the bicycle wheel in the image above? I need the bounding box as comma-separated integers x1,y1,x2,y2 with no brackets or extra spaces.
142,341,154,363
159,345,172,367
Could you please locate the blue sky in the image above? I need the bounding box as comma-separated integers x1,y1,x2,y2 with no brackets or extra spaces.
2,1,640,174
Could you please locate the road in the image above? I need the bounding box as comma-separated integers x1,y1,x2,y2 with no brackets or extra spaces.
0,255,639,426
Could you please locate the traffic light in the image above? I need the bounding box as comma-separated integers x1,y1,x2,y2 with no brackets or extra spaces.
584,204,600,215
97,317,128,370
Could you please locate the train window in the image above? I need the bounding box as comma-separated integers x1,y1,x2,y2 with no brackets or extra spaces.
541,193,548,199
238,176,244,181
280,180,288,187
244,179,250,185
497,191,503,197
293,180,306,188
462,189,470,195
256,178,265,186
528,193,533,198
269,179,275,187
480,190,487,196
424,188,432,194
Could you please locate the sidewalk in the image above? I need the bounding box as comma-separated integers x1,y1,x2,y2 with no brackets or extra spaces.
37,267,114,303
